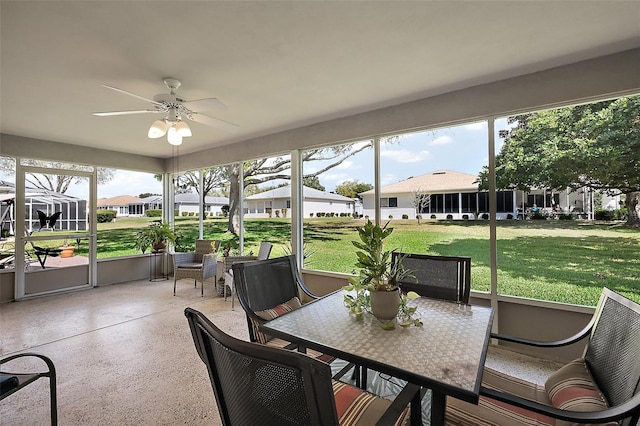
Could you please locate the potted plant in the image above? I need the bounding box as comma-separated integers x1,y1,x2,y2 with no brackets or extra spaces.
59,238,76,258
134,222,177,254
344,220,413,327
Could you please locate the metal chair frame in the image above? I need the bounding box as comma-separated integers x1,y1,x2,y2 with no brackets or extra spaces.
481,287,640,426
1,353,57,425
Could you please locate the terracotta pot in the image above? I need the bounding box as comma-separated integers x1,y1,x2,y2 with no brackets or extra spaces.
60,247,75,258
370,289,401,321
152,241,166,253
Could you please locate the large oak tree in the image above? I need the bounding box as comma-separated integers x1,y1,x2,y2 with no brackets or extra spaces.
480,96,640,227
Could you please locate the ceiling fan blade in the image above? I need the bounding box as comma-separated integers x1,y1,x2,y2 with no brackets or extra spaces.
183,97,226,112
101,84,163,106
189,112,239,133
92,109,161,116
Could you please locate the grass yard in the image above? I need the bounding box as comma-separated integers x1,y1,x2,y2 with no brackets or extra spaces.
89,217,640,306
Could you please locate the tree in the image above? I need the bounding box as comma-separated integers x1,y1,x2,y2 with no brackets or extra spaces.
303,176,325,191
412,187,431,224
479,96,640,227
0,159,115,193
335,180,373,200
222,143,374,234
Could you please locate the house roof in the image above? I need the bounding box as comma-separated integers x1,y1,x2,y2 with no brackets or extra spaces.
360,170,480,195
246,185,353,202
174,192,228,205
97,195,141,207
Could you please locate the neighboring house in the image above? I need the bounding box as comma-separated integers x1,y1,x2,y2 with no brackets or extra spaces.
133,195,163,216
174,192,228,217
1,180,88,232
361,169,623,220
244,185,355,218
97,195,143,217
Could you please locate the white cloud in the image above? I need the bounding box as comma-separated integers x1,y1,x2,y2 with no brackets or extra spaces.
322,173,351,184
381,173,397,186
336,160,353,170
429,135,452,146
380,149,430,163
464,122,486,131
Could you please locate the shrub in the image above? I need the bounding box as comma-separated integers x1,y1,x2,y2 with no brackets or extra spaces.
481,213,489,220
506,213,513,220
430,214,436,219
275,210,280,218
402,214,409,219
446,214,453,220
309,212,314,217
462,214,469,220
558,213,573,220
97,210,116,223
531,211,546,220
388,215,393,219
416,214,422,220
181,211,188,217
146,209,162,217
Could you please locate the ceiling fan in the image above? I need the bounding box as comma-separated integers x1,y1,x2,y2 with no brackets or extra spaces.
92,78,238,145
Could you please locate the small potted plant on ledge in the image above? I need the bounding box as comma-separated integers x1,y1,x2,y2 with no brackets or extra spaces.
135,222,177,254
344,220,417,329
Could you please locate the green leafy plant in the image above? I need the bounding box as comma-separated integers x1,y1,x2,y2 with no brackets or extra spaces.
351,220,410,291
397,291,423,328
134,222,177,253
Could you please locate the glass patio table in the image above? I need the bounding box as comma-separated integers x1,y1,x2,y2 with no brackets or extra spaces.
260,289,494,426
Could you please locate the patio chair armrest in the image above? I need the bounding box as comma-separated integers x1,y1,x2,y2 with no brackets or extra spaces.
375,382,422,426
480,385,640,424
199,254,216,282
490,317,593,348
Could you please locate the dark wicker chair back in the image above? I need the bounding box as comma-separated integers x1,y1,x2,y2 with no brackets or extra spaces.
392,252,471,304
232,255,316,343
584,288,640,421
185,307,339,425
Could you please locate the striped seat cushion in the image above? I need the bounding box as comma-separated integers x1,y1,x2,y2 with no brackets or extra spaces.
332,380,409,426
545,358,615,426
446,365,617,426
446,367,555,426
254,297,335,362
253,296,302,344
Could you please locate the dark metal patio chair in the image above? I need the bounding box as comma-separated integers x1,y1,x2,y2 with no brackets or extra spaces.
392,252,471,304
1,353,57,425
185,307,421,425
447,287,640,425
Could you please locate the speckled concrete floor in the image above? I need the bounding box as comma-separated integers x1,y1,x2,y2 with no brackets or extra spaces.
1,279,245,425
1,280,562,426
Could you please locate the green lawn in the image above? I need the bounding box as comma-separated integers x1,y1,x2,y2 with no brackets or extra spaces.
89,217,639,306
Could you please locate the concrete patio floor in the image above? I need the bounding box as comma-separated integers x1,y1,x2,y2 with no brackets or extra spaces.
0,278,562,425
0,279,243,425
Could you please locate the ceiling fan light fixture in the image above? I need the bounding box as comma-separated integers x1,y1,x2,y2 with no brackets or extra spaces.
167,126,183,146
175,120,192,137
148,119,168,138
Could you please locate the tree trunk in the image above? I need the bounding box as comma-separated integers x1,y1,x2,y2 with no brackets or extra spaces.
226,165,240,234
627,191,640,228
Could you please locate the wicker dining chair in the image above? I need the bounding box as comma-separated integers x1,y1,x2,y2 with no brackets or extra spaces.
221,241,273,308
185,307,421,426
173,239,220,296
446,287,640,426
392,252,471,304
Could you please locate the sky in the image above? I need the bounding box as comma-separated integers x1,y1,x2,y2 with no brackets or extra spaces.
4,118,509,199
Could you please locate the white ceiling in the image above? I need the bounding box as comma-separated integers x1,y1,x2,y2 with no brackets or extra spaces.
2,1,639,159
